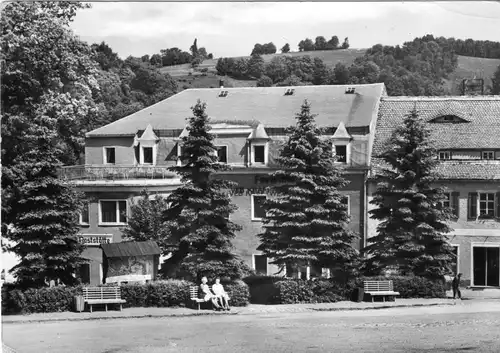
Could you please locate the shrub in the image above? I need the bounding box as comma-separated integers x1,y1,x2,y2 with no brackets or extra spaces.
224,280,250,307
273,280,315,304
2,286,81,314
120,279,192,308
309,280,347,303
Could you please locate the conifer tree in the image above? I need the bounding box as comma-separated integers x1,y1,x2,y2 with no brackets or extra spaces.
365,108,453,279
162,100,247,281
6,114,86,288
257,100,358,278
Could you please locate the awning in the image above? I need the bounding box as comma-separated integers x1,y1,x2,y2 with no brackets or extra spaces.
101,241,161,258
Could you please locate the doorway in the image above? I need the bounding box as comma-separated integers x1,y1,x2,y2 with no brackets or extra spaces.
473,246,500,287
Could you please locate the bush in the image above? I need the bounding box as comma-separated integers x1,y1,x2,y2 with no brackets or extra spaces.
120,279,192,308
309,280,347,303
2,286,81,314
224,280,250,307
273,280,315,304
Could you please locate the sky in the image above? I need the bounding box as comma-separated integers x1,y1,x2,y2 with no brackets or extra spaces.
70,1,500,59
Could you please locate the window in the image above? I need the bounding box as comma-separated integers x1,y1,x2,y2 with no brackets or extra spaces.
469,192,499,219
479,193,495,218
79,200,90,225
216,146,228,163
251,195,267,220
104,147,115,164
254,145,265,163
341,195,350,215
335,145,347,163
482,151,495,160
438,151,451,160
254,255,268,275
442,193,451,209
142,147,153,164
99,200,127,225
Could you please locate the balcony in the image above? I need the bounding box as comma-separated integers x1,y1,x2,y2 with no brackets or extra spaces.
59,165,178,181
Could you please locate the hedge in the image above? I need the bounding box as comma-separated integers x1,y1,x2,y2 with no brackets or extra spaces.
2,279,250,314
2,286,82,315
224,280,250,307
243,275,446,304
120,279,192,308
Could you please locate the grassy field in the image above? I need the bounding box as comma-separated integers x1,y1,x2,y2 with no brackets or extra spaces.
175,72,256,90
163,49,500,94
445,55,500,94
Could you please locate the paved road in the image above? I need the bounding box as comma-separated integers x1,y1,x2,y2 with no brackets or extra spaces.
4,302,500,353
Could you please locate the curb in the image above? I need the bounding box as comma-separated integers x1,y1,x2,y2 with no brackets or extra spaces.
3,302,456,324
2,311,239,324
311,302,456,312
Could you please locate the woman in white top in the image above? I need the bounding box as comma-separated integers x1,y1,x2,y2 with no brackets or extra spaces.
200,276,221,310
212,277,230,310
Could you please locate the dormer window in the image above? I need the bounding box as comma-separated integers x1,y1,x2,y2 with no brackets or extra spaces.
482,151,494,160
430,115,469,124
141,146,154,164
253,145,265,163
438,151,451,160
335,145,347,163
136,124,158,165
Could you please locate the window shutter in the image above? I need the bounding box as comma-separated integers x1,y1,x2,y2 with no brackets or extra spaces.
451,192,460,218
468,192,478,219
497,192,500,218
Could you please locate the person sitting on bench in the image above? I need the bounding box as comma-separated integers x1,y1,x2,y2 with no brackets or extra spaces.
200,276,222,310
212,277,230,311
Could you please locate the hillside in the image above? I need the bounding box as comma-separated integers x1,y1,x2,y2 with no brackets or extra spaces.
161,50,500,94
160,49,366,77
445,56,500,94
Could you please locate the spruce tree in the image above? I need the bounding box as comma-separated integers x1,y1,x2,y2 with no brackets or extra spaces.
365,108,453,279
6,114,86,288
162,100,247,281
257,100,358,278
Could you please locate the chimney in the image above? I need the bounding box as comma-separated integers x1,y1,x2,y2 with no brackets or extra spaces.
219,79,224,88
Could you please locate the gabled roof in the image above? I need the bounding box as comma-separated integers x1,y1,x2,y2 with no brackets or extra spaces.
101,241,161,258
332,121,351,139
86,84,386,137
248,123,270,140
372,96,500,180
374,96,500,155
138,124,158,141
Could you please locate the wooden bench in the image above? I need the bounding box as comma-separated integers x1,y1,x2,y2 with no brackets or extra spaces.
83,286,126,313
190,286,207,311
363,280,400,302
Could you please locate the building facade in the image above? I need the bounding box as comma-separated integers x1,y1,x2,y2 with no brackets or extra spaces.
367,96,500,287
63,84,387,284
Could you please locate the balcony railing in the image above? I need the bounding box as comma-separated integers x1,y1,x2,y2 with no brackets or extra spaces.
59,165,178,181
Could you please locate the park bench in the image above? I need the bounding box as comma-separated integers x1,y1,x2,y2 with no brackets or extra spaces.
190,286,206,311
363,280,400,302
83,286,126,313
